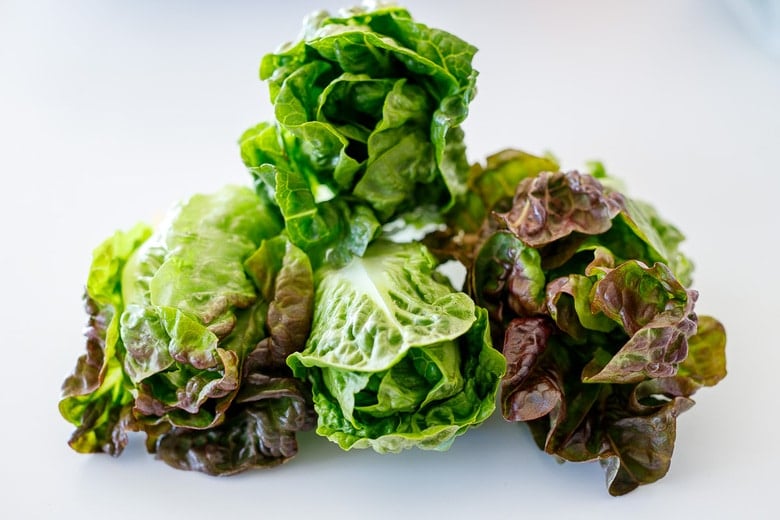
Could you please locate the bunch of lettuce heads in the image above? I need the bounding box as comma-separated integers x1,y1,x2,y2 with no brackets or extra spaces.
60,4,726,495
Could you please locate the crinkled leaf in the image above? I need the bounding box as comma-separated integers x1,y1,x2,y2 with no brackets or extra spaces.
532,381,605,463
245,236,315,369
290,241,476,372
354,341,463,417
84,223,153,308
546,273,616,339
424,150,560,264
122,305,240,428
59,224,151,455
678,315,727,387
256,162,380,268
356,78,440,219
453,149,560,233
617,198,694,286
307,307,503,453
495,170,624,248
62,186,319,472
148,245,316,475
468,231,546,330
583,261,698,383
151,370,314,475
59,305,135,455
304,5,477,201
602,393,695,496
525,371,698,496
500,317,558,421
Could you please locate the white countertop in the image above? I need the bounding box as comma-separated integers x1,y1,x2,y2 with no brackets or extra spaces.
1,1,777,518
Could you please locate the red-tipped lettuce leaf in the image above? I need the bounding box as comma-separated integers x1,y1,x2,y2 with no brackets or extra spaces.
59,223,152,455
495,170,624,248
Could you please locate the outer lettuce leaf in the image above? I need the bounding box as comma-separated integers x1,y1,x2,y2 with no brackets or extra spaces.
499,317,557,422
434,149,726,495
468,231,546,336
152,372,314,475
582,260,698,384
59,223,152,455
617,198,694,286
245,236,316,369
600,378,696,496
240,4,477,265
288,241,505,452
678,315,727,386
495,170,624,248
466,149,560,226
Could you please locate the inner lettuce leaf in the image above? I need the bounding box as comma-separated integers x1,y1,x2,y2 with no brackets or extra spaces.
240,4,477,266
288,240,505,453
429,149,727,495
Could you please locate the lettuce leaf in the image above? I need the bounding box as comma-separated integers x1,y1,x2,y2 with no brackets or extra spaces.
59,223,152,455
288,241,505,452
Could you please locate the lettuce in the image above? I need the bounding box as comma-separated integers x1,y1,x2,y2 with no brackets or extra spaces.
240,4,477,266
430,149,727,495
288,241,505,452
60,186,316,473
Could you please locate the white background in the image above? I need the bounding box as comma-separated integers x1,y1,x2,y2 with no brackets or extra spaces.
1,0,778,518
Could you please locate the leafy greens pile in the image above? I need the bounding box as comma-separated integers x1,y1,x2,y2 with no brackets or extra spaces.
60,3,726,496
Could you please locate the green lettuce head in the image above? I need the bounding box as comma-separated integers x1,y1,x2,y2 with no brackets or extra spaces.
240,4,478,266
288,240,505,453
60,185,317,474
